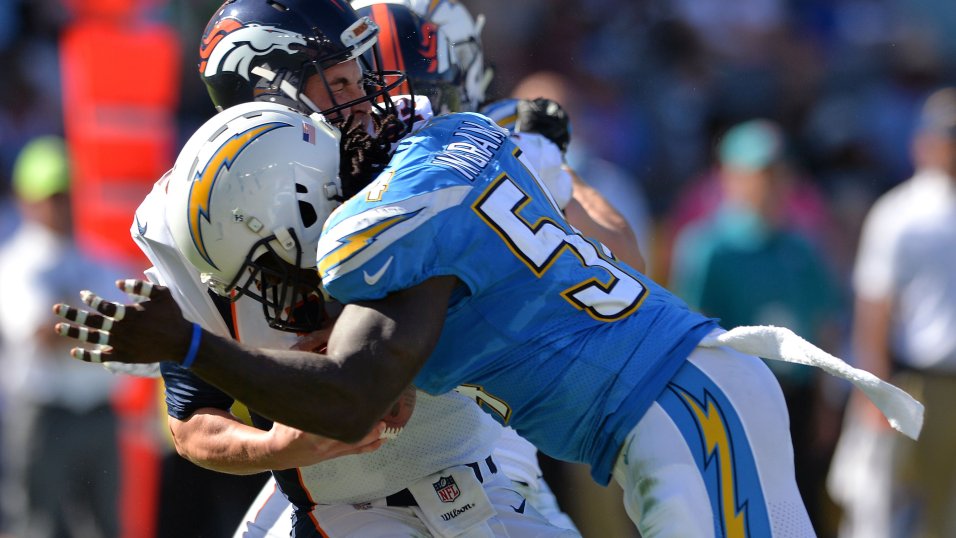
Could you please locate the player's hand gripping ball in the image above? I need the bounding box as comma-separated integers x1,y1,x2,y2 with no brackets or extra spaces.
292,329,415,440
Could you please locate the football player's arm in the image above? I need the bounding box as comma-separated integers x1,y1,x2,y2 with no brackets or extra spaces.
562,166,645,271
191,275,453,441
162,361,386,472
54,276,453,442
167,409,385,474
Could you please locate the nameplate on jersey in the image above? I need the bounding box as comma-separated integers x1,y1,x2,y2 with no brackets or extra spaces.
406,464,495,537
431,120,508,182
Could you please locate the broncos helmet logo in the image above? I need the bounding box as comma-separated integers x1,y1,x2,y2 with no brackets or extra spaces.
199,19,307,80
198,17,241,74
187,122,290,270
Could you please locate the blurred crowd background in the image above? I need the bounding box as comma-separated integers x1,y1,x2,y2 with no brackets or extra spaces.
2,0,956,537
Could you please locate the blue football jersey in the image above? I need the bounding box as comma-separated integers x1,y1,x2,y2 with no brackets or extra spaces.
318,112,718,483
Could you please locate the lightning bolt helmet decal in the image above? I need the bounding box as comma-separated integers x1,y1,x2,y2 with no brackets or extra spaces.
164,101,343,331
187,121,290,269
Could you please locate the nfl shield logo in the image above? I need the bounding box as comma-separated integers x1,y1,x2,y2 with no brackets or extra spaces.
433,475,460,503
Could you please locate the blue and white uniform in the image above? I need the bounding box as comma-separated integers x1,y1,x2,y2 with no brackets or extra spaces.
319,112,715,482
133,98,579,538
318,112,828,536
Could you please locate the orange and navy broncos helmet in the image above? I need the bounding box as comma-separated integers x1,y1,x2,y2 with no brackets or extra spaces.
355,2,462,114
199,0,407,122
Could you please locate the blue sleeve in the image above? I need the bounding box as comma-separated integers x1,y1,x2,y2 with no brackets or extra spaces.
318,178,474,304
160,362,235,420
317,112,515,303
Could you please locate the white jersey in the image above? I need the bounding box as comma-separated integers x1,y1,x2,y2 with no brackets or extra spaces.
492,427,542,489
131,175,502,505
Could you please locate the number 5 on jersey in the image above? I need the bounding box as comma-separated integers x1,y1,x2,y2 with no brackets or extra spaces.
474,174,646,321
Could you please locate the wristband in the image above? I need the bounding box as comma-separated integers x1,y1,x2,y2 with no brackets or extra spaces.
182,323,202,368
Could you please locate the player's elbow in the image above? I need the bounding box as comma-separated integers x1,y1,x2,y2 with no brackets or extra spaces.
166,413,238,472
170,434,191,460
168,421,209,466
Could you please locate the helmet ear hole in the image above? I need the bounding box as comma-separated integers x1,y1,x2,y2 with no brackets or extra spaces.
299,199,318,228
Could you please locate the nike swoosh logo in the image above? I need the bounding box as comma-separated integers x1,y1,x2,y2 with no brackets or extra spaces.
510,499,526,514
363,256,394,285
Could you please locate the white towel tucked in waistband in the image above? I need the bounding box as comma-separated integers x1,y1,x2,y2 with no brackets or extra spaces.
698,325,924,440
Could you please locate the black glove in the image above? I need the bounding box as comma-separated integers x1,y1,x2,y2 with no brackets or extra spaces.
514,98,571,152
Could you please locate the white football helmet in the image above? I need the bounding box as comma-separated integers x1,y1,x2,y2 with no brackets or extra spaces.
352,0,490,111
165,101,342,332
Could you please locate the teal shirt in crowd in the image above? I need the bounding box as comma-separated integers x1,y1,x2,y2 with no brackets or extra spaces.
670,204,845,385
